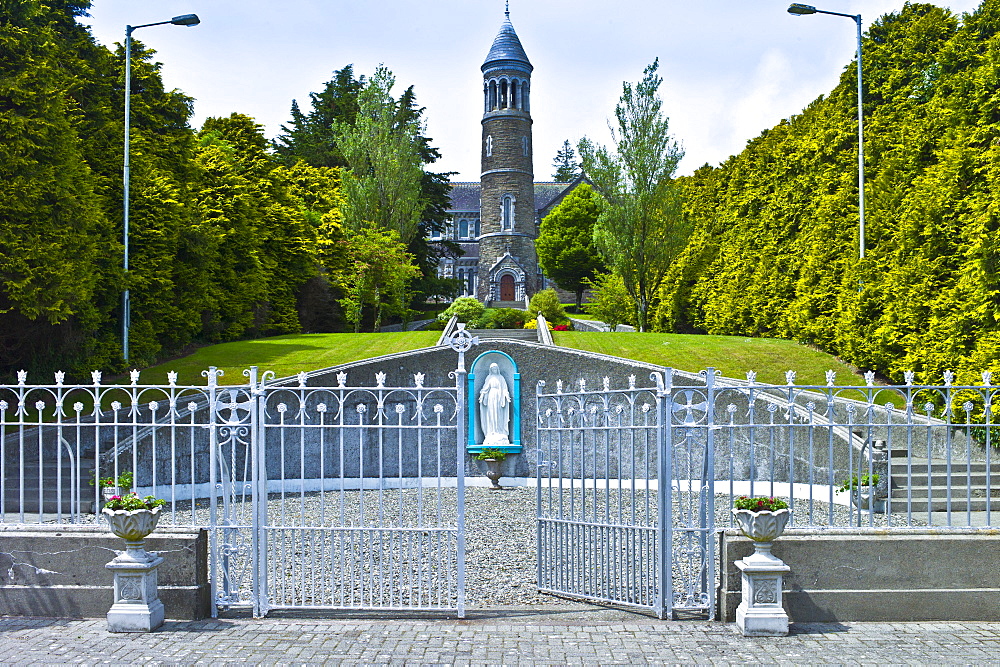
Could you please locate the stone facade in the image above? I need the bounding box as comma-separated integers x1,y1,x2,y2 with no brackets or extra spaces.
437,12,587,305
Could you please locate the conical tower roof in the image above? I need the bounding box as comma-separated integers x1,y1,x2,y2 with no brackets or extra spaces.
482,15,532,72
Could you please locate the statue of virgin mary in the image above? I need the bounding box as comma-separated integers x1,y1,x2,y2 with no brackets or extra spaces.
479,363,511,447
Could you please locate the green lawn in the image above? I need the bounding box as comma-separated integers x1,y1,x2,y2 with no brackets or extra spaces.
138,332,440,386
552,331,869,387
135,328,879,394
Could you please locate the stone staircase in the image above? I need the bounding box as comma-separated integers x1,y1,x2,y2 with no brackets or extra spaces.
469,328,540,342
888,449,1000,513
2,455,96,514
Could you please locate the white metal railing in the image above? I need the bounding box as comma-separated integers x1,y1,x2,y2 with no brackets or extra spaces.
1,325,479,618
536,367,1000,620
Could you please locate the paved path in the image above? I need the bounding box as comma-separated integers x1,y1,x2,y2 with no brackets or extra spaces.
2,607,999,664
569,318,636,333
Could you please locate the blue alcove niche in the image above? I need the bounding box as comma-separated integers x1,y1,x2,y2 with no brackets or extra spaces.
467,350,521,454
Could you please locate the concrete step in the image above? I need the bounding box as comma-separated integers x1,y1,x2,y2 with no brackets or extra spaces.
3,457,97,513
486,301,527,309
469,328,539,341
891,485,1000,499
889,471,997,486
884,497,999,512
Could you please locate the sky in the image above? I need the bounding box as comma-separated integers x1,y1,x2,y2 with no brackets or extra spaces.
81,0,984,181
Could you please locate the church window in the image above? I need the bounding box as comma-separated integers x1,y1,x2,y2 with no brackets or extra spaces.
500,79,508,109
489,81,497,110
459,218,470,239
486,135,493,157
475,218,481,237
502,195,514,230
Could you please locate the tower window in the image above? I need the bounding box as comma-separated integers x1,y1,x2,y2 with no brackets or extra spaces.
523,83,529,113
486,135,493,157
489,80,497,110
522,136,529,157
501,195,514,230
511,80,518,109
484,83,489,113
500,79,508,109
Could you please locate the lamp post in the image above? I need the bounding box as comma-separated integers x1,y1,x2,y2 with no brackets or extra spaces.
123,14,200,361
787,3,865,262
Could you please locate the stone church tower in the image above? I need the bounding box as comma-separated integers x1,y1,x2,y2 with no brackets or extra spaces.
476,10,539,305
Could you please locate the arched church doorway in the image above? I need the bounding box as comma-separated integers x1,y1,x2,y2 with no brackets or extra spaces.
500,274,515,301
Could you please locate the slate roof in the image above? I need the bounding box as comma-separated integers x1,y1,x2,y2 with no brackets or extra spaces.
534,182,575,214
449,183,482,212
483,17,532,69
447,182,577,214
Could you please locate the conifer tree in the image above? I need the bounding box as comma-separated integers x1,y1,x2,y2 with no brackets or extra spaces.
551,140,580,182
0,0,105,373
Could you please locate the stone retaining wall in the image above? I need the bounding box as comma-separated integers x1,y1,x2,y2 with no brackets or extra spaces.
0,525,209,620
718,528,1000,622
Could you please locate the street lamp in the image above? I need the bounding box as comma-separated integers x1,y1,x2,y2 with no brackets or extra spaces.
123,14,201,361
787,3,865,262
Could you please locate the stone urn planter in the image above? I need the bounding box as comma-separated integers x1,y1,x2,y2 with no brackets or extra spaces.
732,507,791,553
851,486,887,513
732,499,791,637
483,459,503,490
475,448,508,490
102,497,166,632
103,506,162,562
839,473,887,513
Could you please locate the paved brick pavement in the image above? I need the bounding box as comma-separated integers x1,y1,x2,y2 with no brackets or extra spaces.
1,608,999,664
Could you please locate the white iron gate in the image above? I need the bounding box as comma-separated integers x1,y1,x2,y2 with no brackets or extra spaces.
0,329,477,619
535,371,716,620
211,328,477,617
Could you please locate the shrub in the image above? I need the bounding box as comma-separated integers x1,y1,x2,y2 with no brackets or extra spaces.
475,448,507,461
492,308,526,329
438,297,485,324
90,471,133,491
583,272,636,332
524,317,554,330
552,324,571,331
469,308,525,329
837,473,880,492
733,496,789,512
528,289,567,323
103,492,166,512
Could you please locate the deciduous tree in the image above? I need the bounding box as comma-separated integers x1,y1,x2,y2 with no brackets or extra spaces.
536,183,605,309
579,60,691,332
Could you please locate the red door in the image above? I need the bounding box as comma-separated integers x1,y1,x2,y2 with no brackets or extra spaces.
500,274,515,301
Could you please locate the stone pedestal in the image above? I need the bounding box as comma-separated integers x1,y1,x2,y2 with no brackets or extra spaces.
106,550,165,632
735,541,790,636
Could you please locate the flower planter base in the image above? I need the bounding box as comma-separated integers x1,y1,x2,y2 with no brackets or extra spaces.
106,552,165,632
732,508,791,636
103,506,164,632
735,544,790,637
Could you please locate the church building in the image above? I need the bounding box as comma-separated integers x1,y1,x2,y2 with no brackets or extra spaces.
436,10,585,306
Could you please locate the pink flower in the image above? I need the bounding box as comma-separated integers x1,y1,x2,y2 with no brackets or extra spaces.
109,495,121,501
